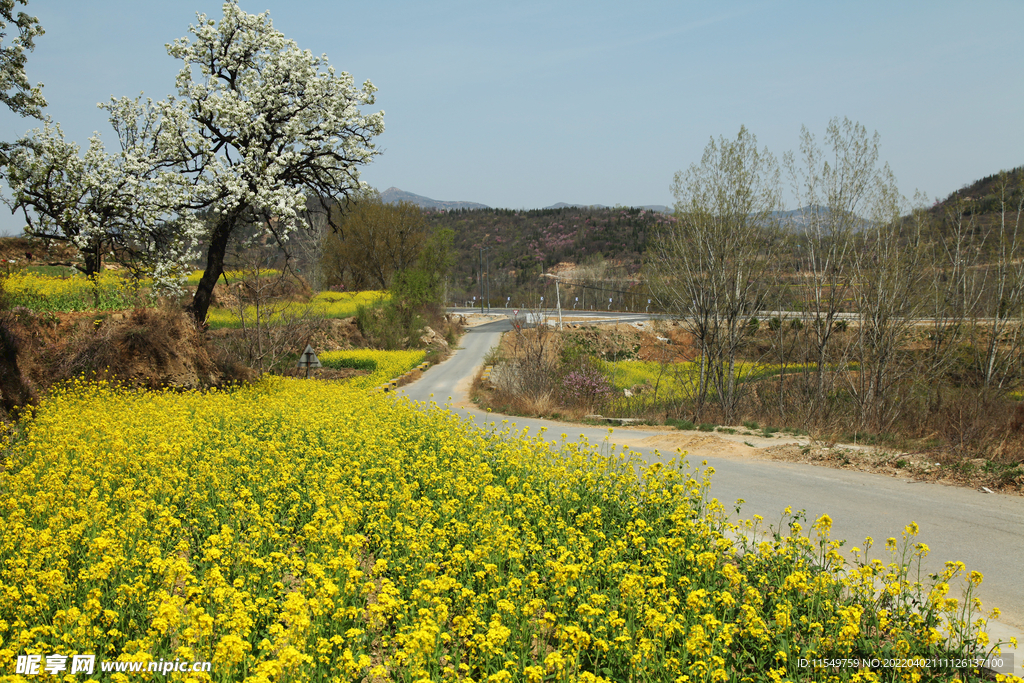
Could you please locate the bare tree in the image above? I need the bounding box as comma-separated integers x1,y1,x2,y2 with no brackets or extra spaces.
216,240,326,376
650,126,781,422
922,190,986,407
849,189,927,430
294,198,331,292
493,311,558,406
786,118,890,419
977,172,1024,389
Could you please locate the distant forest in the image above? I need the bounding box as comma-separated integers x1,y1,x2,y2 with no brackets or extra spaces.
420,166,1024,311
423,206,677,309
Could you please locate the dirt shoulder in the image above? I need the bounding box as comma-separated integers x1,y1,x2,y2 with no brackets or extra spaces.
579,421,1023,497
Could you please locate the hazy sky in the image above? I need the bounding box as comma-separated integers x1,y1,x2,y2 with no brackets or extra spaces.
1,0,1022,234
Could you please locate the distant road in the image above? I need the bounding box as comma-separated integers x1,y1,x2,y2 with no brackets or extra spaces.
401,318,1024,676
446,307,664,325
445,306,1004,326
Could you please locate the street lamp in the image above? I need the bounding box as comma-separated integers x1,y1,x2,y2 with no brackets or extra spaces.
542,273,563,330
478,246,490,311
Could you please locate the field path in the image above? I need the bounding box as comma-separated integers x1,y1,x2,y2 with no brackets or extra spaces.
400,318,1024,676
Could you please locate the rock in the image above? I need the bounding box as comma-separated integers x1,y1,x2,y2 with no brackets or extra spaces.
419,325,449,351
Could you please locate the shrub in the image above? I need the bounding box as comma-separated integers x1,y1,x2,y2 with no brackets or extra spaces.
558,364,612,408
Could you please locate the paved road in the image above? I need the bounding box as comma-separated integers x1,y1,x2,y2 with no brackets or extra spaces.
401,318,1024,676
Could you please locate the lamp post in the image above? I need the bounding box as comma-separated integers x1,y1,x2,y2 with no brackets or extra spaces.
478,246,491,311
542,273,563,330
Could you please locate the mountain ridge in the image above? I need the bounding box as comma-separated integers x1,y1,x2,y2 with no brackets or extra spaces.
379,187,671,213
379,187,490,211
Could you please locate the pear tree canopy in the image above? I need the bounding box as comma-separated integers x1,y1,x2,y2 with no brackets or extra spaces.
0,0,45,120
132,1,385,324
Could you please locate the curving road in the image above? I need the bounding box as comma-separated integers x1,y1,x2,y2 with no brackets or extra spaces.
400,317,1024,677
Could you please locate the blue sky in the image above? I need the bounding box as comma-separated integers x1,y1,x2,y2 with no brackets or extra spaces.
1,0,1022,234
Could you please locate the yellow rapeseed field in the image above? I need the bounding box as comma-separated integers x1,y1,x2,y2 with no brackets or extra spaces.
0,271,384,324
205,291,388,330
0,377,1015,681
319,349,426,390
602,360,823,401
0,271,142,312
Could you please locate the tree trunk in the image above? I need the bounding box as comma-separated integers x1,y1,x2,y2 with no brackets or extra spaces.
188,220,233,327
83,239,103,278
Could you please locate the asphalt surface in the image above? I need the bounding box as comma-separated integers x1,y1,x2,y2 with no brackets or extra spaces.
400,317,1024,677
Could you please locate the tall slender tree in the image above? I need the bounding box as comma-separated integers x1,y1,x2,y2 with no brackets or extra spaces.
650,126,780,421
786,118,892,417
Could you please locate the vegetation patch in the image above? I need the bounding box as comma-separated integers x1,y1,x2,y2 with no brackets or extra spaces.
319,349,426,389
0,270,146,312
206,290,387,330
0,379,1009,681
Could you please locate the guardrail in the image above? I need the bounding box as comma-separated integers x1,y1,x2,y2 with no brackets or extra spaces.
376,361,431,393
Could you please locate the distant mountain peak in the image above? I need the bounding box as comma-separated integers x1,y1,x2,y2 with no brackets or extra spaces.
544,202,608,210
379,187,489,211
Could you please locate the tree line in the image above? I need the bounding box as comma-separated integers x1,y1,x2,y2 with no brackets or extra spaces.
648,119,1024,443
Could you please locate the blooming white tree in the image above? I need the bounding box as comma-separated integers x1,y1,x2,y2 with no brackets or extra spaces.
0,0,45,120
4,113,196,281
3,94,203,283
3,2,382,307
139,2,384,324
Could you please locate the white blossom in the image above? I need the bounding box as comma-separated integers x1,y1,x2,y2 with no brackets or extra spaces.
4,1,383,305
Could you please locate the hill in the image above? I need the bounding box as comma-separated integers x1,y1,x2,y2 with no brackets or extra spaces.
424,206,676,306
378,187,674,214
929,165,1023,217
379,187,489,211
